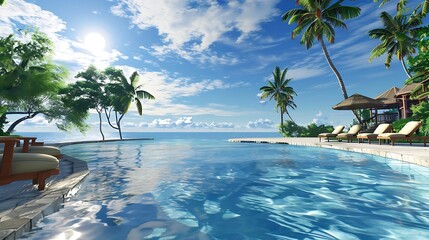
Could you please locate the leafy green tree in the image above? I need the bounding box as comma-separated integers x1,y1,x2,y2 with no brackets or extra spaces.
0,30,87,133
410,102,429,135
369,10,423,78
104,67,155,140
301,123,334,137
0,0,5,6
279,120,305,137
406,26,429,98
282,0,361,121
71,65,108,140
260,66,297,126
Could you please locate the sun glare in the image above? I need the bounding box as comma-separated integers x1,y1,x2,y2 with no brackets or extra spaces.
84,32,105,52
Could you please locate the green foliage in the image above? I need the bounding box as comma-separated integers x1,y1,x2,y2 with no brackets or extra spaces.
406,26,429,99
279,121,334,137
0,114,9,136
279,121,305,137
374,0,428,16
368,9,423,77
0,30,88,133
282,1,361,49
411,101,429,135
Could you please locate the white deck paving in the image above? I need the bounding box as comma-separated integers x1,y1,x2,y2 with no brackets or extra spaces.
228,137,429,167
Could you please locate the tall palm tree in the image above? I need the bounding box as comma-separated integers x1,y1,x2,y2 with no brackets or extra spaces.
369,11,423,78
104,67,155,140
282,0,361,121
260,66,297,126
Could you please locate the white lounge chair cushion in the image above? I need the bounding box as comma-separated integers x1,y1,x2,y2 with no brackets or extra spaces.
0,153,59,175
319,125,344,137
398,121,421,135
14,146,61,157
332,125,345,135
337,133,355,138
373,123,391,134
357,133,378,138
378,133,406,139
347,125,362,135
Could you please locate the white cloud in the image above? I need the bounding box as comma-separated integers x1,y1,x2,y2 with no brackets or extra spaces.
138,117,234,129
0,0,126,80
115,65,246,116
111,0,280,63
246,119,274,129
311,111,329,126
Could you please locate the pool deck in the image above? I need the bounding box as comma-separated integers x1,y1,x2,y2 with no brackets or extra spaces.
0,154,89,240
1,137,429,239
228,137,429,167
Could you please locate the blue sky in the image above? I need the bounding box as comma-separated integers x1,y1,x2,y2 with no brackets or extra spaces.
0,0,425,133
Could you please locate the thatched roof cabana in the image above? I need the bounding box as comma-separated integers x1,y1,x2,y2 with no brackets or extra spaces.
375,87,399,108
332,94,383,110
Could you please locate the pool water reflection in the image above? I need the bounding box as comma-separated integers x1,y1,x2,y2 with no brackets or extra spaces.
23,139,429,239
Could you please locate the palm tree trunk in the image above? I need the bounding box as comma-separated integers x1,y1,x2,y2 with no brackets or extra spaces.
285,109,295,123
6,112,40,134
280,111,284,126
115,111,123,140
320,39,362,124
97,111,105,141
401,58,412,78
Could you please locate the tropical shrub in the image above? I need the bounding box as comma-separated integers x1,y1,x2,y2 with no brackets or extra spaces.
411,101,429,135
280,121,334,137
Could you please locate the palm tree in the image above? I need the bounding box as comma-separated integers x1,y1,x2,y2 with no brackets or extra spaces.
260,66,297,126
374,0,428,16
278,95,297,124
104,67,155,140
282,0,361,121
369,11,423,78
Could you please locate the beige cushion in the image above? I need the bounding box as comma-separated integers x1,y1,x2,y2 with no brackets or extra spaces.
332,125,345,134
319,125,344,137
373,123,391,134
337,133,355,138
357,133,378,138
377,133,406,139
398,121,421,135
14,146,61,157
318,133,337,137
347,125,362,135
0,153,59,175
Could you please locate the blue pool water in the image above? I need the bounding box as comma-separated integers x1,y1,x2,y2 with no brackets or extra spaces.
23,139,429,239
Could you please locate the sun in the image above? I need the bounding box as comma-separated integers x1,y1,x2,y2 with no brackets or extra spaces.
84,32,106,52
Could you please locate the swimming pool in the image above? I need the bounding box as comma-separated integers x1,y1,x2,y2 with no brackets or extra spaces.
24,139,429,239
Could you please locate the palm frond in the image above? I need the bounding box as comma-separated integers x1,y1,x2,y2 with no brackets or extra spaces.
136,90,155,100
135,98,143,115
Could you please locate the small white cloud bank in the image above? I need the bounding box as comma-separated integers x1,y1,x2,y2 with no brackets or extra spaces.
247,119,274,129
311,111,329,126
125,117,235,129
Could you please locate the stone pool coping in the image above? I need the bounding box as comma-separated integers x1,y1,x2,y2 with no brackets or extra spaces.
228,137,429,167
0,138,153,240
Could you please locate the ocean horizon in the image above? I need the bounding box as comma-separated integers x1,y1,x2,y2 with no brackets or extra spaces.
14,131,282,144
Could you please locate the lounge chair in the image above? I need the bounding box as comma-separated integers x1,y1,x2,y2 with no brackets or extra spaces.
318,125,345,142
377,121,429,146
0,136,61,158
337,124,362,142
357,123,392,144
0,137,59,191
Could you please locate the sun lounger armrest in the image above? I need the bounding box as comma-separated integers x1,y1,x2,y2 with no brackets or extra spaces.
0,137,19,177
